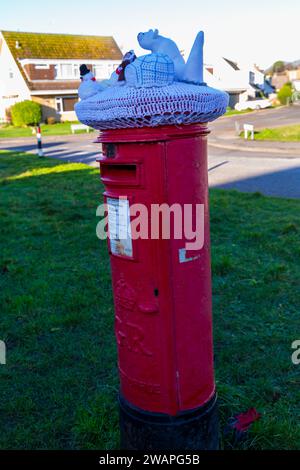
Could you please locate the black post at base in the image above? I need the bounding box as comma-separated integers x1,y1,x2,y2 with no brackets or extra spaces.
119,393,219,451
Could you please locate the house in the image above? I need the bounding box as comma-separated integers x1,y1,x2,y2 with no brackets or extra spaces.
266,60,300,91
270,72,289,91
287,68,300,92
204,57,247,107
0,31,122,122
204,58,273,107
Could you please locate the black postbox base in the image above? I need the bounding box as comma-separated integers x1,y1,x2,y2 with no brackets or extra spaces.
119,393,219,451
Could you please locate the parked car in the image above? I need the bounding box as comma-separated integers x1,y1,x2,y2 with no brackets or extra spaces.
235,99,272,111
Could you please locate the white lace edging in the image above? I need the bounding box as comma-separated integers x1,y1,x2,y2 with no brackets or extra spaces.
75,82,229,130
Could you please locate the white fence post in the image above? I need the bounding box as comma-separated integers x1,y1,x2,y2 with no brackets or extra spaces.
243,124,254,140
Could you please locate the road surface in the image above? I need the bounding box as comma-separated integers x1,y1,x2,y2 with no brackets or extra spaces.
210,104,300,135
1,107,300,198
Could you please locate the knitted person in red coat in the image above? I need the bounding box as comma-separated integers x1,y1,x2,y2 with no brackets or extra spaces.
116,50,136,81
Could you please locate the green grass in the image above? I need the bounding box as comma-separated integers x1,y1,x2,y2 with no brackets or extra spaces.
254,124,300,142
224,107,254,117
0,152,299,450
0,122,94,139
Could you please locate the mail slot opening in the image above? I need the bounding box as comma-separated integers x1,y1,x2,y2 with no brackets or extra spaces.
101,164,138,185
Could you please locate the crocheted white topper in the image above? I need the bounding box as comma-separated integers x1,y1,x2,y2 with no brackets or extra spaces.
137,29,205,84
75,28,229,129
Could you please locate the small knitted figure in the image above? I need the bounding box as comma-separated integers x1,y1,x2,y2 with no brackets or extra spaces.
78,64,107,100
116,50,136,82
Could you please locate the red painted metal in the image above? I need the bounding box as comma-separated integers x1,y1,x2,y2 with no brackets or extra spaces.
97,123,215,416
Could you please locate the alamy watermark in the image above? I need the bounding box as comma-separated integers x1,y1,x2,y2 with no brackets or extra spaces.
291,340,300,365
96,197,205,253
0,340,6,365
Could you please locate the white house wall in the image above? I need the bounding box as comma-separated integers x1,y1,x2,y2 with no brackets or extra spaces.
204,57,246,91
204,58,265,93
0,33,30,121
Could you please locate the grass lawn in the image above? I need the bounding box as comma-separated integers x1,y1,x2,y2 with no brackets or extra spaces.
0,152,299,450
0,122,94,139
224,107,254,117
254,124,300,142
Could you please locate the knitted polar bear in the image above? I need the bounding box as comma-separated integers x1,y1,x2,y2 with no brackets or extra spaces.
137,29,204,84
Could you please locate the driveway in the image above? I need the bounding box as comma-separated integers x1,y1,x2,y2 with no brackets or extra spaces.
1,110,300,199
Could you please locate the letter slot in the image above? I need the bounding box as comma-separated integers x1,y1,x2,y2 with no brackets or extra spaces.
100,164,138,186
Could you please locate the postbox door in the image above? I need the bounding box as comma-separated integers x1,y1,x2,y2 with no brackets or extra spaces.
100,141,180,415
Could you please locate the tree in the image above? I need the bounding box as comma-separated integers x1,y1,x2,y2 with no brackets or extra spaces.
272,61,285,73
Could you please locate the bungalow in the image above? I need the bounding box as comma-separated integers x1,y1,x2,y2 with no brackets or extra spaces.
0,31,122,122
204,58,273,108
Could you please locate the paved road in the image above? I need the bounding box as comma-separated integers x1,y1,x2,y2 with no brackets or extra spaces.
1,109,300,198
208,145,300,198
210,104,300,136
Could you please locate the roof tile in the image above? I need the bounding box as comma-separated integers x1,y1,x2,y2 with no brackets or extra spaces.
2,31,122,60
2,30,122,92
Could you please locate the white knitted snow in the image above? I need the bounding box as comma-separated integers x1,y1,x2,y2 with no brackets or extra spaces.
75,82,229,130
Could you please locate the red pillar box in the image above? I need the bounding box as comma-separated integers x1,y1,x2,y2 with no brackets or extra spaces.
75,30,228,450
96,124,217,450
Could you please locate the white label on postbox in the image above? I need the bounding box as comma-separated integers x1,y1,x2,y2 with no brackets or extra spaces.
107,197,133,258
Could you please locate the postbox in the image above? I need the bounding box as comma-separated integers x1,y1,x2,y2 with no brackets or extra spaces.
96,123,218,450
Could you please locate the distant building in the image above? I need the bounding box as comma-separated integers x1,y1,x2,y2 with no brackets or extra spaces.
287,68,300,92
288,68,300,81
204,58,273,108
269,66,300,91
270,72,289,91
0,31,122,122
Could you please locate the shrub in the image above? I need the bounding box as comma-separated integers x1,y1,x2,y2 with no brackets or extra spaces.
11,100,42,127
46,116,56,125
277,83,293,105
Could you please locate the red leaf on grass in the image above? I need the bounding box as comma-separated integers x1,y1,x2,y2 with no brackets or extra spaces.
233,408,261,432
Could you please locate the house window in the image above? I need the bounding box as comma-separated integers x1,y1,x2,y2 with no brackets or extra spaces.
55,64,81,79
73,64,80,79
249,71,255,84
108,63,119,76
60,64,73,79
93,65,106,79
55,96,78,113
35,64,50,69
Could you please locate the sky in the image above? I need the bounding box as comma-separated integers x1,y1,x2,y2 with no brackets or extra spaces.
0,0,299,69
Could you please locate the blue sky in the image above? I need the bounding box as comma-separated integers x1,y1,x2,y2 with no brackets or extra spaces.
1,0,299,68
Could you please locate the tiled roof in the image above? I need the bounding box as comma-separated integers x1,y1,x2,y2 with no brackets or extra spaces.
2,31,122,60
2,30,122,92
223,57,240,71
